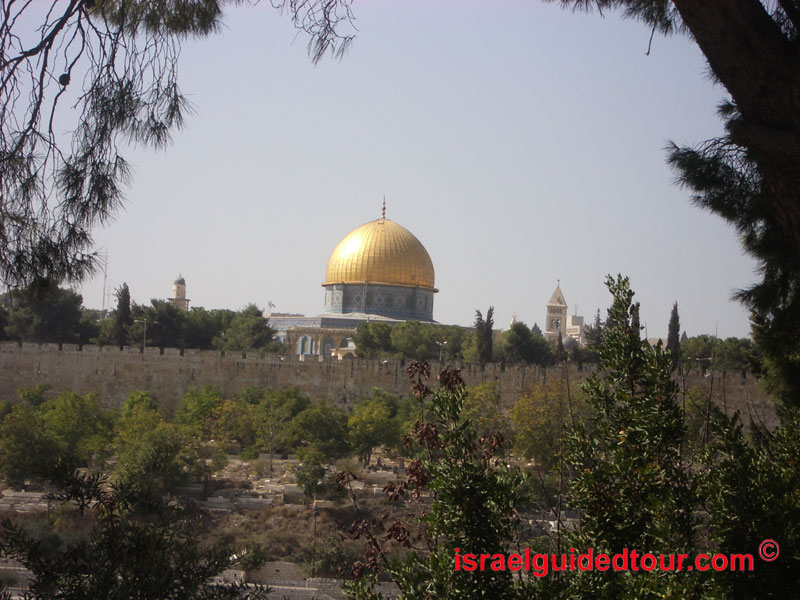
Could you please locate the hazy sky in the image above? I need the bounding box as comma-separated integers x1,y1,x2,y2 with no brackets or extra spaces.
76,0,757,339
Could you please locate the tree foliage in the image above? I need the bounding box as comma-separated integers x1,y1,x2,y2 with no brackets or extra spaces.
343,365,526,600
666,301,681,370
498,320,556,366
0,0,355,287
0,390,112,486
552,0,800,403
353,321,469,361
3,281,86,344
348,389,402,466
115,392,218,499
474,307,494,367
462,382,512,441
0,473,270,600
512,380,588,473
680,334,760,373
111,283,133,348
564,275,697,597
287,400,350,460
214,304,277,353
697,405,800,598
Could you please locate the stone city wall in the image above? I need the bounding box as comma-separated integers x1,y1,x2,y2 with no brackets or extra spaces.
0,342,777,427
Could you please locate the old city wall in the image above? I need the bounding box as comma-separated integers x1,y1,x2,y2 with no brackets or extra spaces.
0,342,777,427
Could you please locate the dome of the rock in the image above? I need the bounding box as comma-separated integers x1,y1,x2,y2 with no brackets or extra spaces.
323,217,436,290
322,214,437,321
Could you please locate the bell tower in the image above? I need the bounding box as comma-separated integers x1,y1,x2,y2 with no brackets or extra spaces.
545,281,567,341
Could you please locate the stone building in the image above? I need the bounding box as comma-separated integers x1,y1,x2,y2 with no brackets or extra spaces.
270,204,437,357
168,275,190,311
544,282,568,342
544,282,585,346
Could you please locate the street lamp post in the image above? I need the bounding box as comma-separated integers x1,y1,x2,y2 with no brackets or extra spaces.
436,339,448,363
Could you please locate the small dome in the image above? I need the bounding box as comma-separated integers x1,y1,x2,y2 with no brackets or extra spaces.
323,218,436,291
563,336,578,351
174,275,185,285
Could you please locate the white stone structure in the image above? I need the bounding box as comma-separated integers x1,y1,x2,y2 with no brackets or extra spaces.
168,275,190,311
544,282,585,346
544,282,568,342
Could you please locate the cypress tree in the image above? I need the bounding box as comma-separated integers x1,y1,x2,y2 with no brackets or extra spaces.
112,283,132,348
474,307,494,367
666,301,681,371
584,309,604,349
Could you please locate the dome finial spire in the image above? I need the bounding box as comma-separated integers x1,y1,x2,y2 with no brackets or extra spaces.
381,196,386,219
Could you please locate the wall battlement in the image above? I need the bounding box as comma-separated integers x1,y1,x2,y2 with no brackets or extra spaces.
0,342,776,428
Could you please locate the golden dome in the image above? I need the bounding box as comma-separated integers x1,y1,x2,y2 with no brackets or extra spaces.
323,218,436,291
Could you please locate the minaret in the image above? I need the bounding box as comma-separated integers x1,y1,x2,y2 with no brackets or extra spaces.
169,274,190,311
544,280,567,341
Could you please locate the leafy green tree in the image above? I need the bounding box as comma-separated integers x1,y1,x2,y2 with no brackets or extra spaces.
295,446,327,500
120,390,158,418
501,320,556,365
251,388,311,472
175,385,225,439
474,306,494,367
77,308,102,345
389,321,437,360
0,391,112,486
255,394,292,473
348,389,401,466
3,281,85,343
215,304,276,353
184,307,234,350
115,397,209,499
211,397,259,449
512,380,587,473
681,334,759,373
564,275,697,598
666,301,681,370
288,401,350,460
462,382,512,441
501,321,534,364
697,406,800,598
353,321,394,358
39,391,113,472
343,366,526,599
130,300,188,350
0,473,270,599
354,321,469,361
433,325,470,363
0,403,55,486
460,333,479,363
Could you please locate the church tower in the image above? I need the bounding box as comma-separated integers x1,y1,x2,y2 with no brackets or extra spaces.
545,281,567,341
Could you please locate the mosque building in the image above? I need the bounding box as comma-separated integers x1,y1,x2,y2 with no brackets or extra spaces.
266,204,586,358
270,204,438,357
